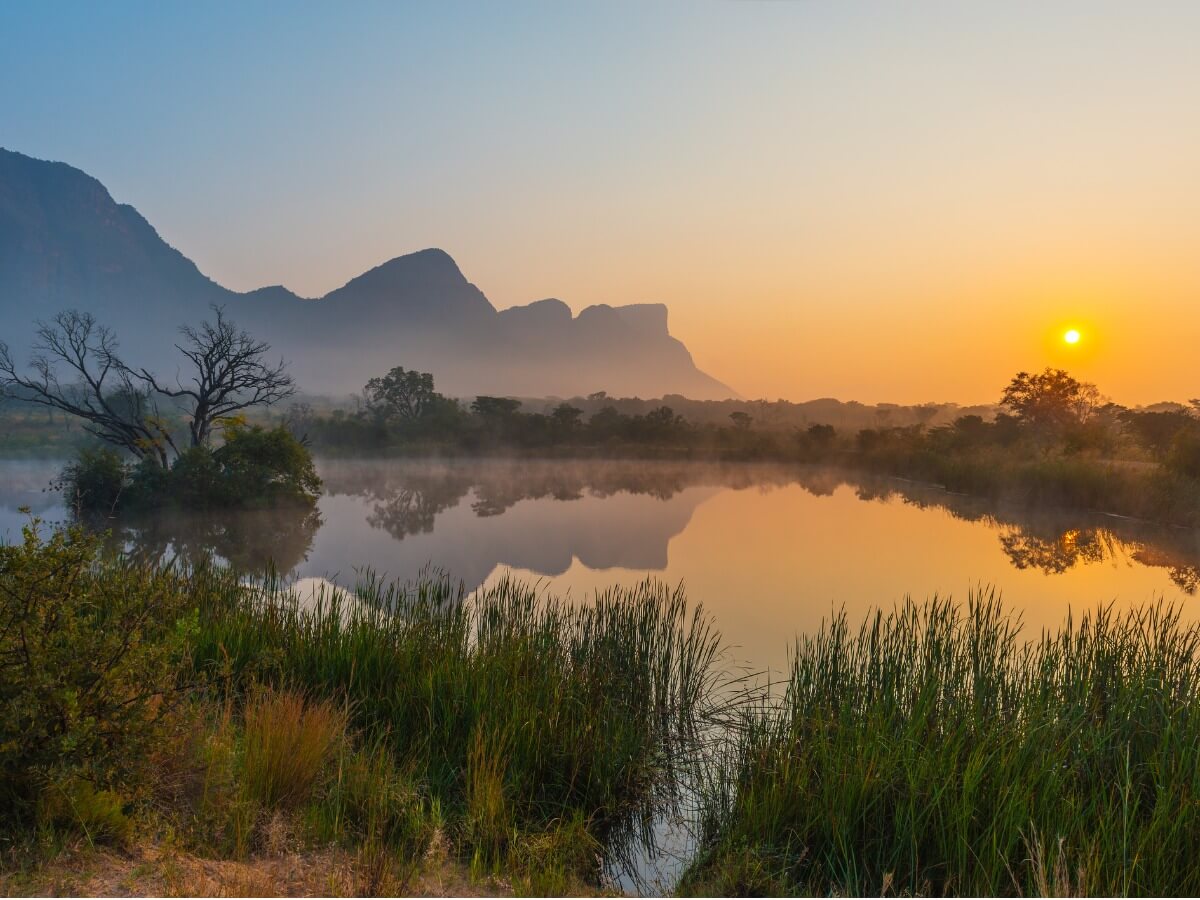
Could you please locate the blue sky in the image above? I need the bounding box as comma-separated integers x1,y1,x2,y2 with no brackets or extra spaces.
3,2,1198,402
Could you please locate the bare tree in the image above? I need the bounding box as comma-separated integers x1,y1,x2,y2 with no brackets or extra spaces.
139,305,295,447
0,311,177,466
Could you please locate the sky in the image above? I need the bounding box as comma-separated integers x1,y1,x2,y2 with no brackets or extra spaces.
2,1,1198,405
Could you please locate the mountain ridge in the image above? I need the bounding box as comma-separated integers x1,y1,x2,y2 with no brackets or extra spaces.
0,148,734,400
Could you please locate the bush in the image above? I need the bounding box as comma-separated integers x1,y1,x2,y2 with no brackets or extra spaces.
0,522,195,829
210,421,322,509
38,778,133,847
59,447,128,513
60,422,322,515
1167,428,1200,479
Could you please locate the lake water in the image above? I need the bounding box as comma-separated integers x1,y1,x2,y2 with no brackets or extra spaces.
3,456,1199,678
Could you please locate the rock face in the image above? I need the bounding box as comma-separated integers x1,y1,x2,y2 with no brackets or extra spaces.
0,148,734,399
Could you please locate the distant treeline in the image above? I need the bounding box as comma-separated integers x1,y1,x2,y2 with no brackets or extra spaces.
270,365,1200,525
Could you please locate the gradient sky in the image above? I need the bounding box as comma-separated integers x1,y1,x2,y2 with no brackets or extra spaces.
3,2,1197,404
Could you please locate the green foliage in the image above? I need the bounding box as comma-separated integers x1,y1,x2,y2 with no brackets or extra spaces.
318,734,431,859
208,421,322,508
364,366,438,422
37,778,132,848
62,422,322,516
0,522,194,830
190,571,722,875
684,596,1200,896
58,447,129,512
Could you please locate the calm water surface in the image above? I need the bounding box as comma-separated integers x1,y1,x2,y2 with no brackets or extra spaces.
3,456,1198,678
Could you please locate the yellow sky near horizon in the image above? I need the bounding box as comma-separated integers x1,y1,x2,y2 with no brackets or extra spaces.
7,2,1197,406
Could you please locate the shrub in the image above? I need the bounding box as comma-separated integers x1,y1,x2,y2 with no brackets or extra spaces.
37,778,132,847
0,522,194,829
59,421,322,515
1167,428,1200,479
58,447,128,513
212,421,322,508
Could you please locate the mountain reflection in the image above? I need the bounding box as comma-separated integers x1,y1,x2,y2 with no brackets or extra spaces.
2,458,1199,596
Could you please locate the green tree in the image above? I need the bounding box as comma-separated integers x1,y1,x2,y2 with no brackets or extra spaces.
363,367,438,422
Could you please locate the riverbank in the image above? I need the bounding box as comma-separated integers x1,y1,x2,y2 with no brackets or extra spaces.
7,522,1200,896
0,521,716,896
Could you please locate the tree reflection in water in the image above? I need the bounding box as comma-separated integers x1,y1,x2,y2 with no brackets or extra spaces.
19,457,1196,595
315,459,1200,596
101,506,323,574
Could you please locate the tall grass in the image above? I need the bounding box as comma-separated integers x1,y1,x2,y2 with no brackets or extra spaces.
190,568,724,873
240,688,347,810
683,593,1200,896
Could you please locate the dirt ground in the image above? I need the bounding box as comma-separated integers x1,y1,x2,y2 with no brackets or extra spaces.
1,839,512,898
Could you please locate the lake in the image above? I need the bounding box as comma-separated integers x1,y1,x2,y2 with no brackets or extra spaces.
3,456,1198,679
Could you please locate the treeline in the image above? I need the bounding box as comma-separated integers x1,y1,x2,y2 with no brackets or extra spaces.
287,364,1200,468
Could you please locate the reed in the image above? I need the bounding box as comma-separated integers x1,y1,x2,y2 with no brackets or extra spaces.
189,568,724,873
682,593,1200,896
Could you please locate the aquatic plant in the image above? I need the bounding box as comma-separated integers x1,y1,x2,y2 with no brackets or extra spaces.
684,593,1200,896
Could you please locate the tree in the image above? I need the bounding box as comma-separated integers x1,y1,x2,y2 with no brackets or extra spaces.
913,405,940,428
139,305,294,448
0,311,178,466
1121,409,1197,459
551,403,583,431
471,396,522,419
1000,368,1102,437
363,366,437,423
806,423,836,449
729,411,753,430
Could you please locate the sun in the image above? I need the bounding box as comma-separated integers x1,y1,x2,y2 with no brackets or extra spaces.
1063,329,1081,345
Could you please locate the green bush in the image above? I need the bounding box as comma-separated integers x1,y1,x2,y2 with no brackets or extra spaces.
38,778,132,847
0,521,195,829
210,421,322,508
58,447,129,513
61,422,322,515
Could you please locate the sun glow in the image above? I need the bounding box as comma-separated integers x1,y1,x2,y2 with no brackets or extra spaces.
1064,329,1081,345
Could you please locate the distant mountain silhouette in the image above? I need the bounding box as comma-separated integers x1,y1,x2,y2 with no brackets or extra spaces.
0,148,733,399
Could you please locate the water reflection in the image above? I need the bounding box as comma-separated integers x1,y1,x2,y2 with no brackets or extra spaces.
3,457,1199,603
108,507,324,573
312,459,1200,596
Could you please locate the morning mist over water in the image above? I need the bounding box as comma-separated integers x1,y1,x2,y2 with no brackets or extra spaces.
5,456,1196,680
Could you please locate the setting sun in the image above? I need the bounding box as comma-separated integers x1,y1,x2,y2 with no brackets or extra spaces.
1064,329,1081,345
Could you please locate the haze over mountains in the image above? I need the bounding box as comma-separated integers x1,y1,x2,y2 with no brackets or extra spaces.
0,148,733,400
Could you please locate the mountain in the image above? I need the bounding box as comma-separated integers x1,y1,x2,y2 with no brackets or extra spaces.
0,149,733,399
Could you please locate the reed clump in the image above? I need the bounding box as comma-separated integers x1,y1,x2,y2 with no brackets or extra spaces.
189,567,723,884
682,592,1200,896
240,688,347,811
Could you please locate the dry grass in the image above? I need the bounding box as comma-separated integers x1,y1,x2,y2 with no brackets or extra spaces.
241,689,347,811
0,841,516,898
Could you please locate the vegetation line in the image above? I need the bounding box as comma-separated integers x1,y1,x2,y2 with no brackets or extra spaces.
6,521,1200,895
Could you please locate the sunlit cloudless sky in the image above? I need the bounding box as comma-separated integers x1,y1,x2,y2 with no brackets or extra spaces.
2,1,1197,404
